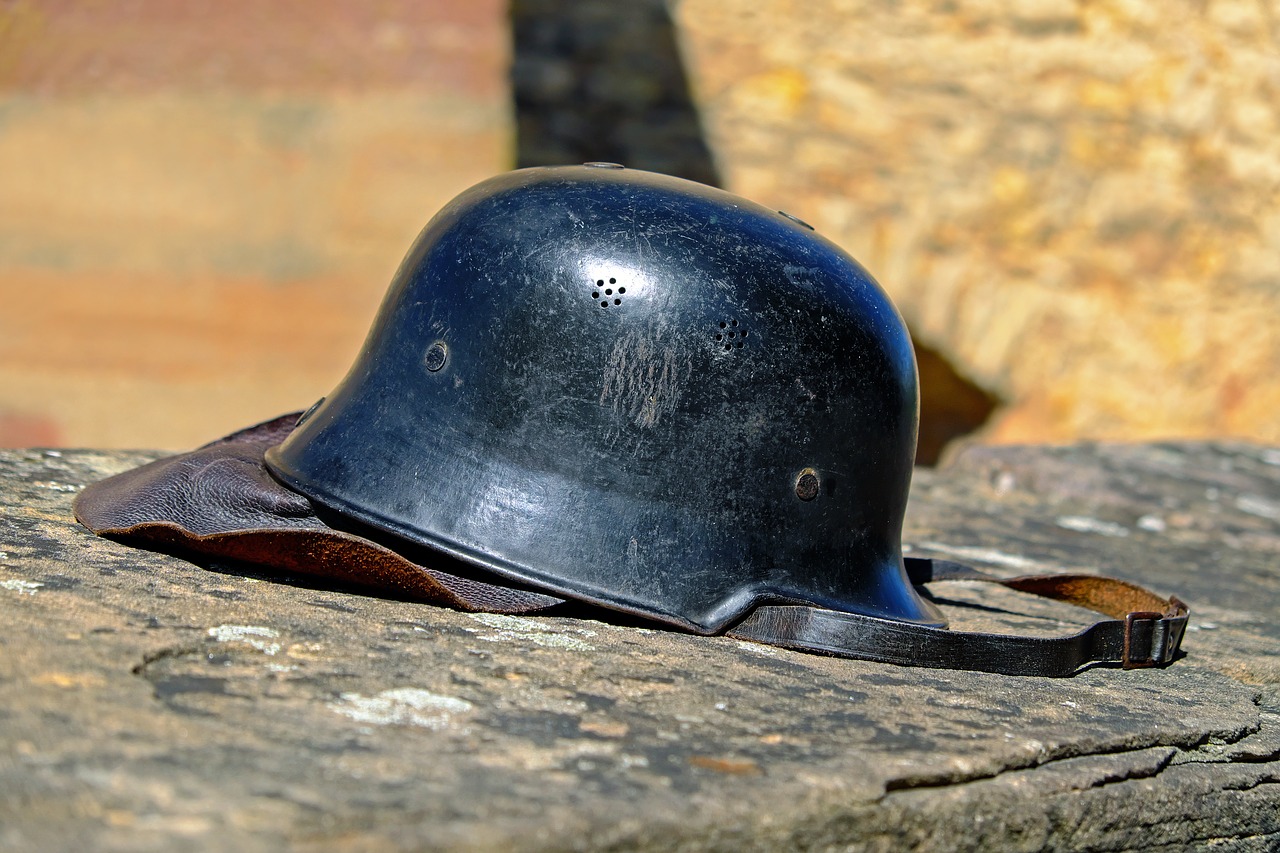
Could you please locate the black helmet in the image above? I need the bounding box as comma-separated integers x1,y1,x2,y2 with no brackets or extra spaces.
265,164,941,634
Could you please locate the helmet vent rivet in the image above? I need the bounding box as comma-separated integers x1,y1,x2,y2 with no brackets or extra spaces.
715,319,747,351
424,342,448,372
593,278,624,307
795,469,820,501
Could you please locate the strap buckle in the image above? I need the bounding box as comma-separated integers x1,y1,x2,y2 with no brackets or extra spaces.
1122,610,1166,669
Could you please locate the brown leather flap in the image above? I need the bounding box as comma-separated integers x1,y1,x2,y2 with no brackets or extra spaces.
73,414,565,615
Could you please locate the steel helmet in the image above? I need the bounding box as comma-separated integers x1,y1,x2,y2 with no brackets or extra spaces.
265,164,942,634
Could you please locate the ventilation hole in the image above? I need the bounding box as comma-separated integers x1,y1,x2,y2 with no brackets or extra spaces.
614,298,621,305
609,278,616,284
736,342,744,349
601,301,609,308
731,319,739,327
715,334,723,341
727,331,735,338
605,288,613,296
618,287,626,294
597,279,604,286
724,343,732,351
592,291,600,299
741,330,748,338
719,321,727,329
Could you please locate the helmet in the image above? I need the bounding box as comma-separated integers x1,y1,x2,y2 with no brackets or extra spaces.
77,163,1189,675
265,164,942,634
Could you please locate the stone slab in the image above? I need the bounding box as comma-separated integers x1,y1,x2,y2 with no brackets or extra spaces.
1,441,1277,850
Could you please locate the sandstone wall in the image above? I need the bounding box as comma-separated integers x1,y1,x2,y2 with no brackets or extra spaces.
676,0,1280,446
2,0,1276,455
0,0,511,448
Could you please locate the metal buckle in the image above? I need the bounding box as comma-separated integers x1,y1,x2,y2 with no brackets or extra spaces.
1123,610,1165,669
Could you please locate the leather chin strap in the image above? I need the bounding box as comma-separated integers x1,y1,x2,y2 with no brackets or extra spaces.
728,558,1189,677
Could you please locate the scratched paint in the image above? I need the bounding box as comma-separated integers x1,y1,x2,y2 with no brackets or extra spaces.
597,328,692,429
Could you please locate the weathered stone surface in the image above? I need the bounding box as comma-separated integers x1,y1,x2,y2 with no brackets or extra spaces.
676,0,1280,447
1,441,1278,850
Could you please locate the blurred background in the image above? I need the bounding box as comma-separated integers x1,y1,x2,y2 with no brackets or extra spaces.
1,0,1277,464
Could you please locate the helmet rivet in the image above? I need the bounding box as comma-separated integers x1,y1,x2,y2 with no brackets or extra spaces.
424,342,448,372
795,468,820,501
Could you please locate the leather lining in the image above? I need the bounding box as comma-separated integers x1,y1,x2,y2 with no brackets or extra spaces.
74,414,565,615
